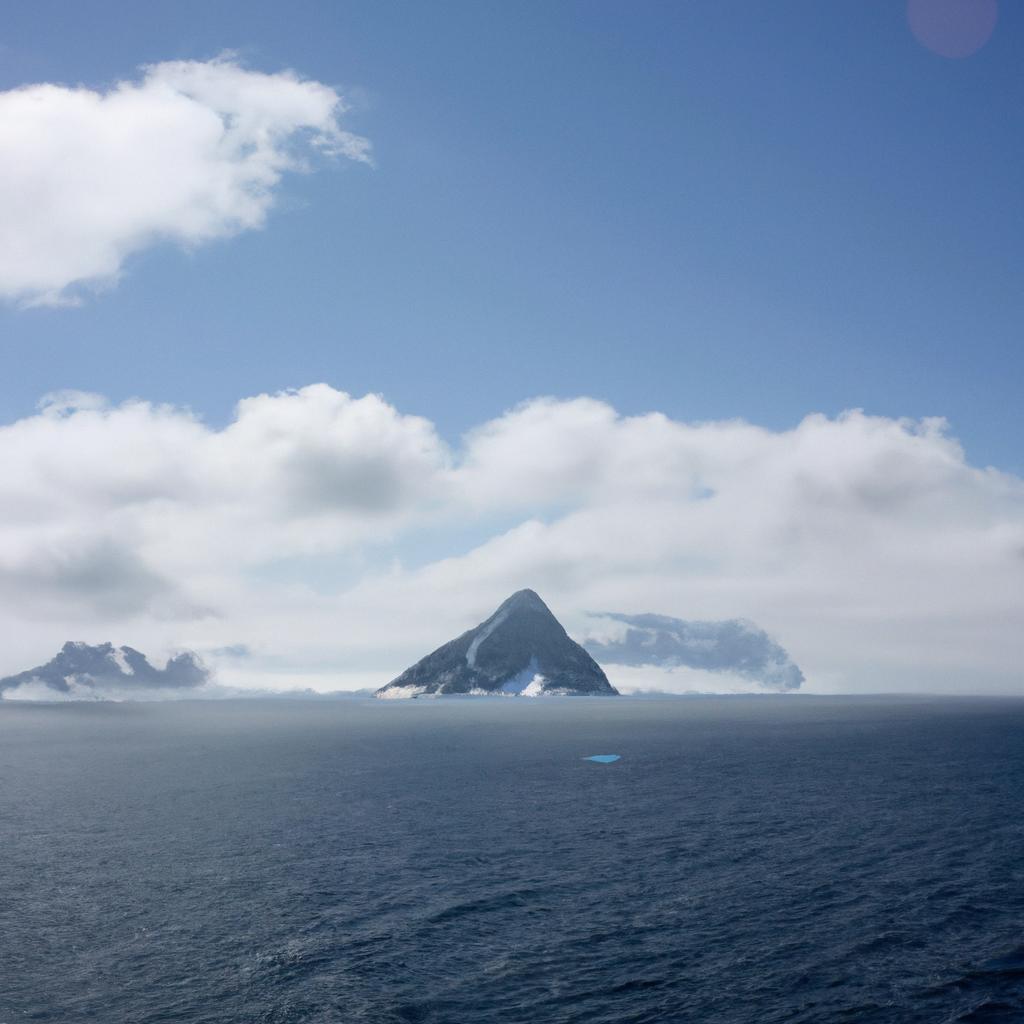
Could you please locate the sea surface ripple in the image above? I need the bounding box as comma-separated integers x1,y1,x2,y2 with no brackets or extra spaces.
3,696,1024,1023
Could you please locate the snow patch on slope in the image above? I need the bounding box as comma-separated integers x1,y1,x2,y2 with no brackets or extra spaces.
500,656,547,695
376,684,427,700
111,647,134,675
466,609,509,668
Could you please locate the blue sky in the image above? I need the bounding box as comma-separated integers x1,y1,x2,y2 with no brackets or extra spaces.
2,1,1021,471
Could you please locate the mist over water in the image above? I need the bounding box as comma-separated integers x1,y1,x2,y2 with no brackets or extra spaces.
4,696,1024,1023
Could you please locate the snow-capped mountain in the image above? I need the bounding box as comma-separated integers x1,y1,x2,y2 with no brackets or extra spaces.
376,589,618,698
0,641,208,698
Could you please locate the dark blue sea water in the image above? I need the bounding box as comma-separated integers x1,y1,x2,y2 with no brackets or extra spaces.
3,696,1024,1023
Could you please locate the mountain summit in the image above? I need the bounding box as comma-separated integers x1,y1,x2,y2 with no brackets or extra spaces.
376,589,618,698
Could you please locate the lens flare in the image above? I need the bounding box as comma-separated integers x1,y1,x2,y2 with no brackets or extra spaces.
907,0,998,59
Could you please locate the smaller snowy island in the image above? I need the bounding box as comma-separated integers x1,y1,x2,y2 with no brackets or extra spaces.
376,589,619,698
0,641,207,700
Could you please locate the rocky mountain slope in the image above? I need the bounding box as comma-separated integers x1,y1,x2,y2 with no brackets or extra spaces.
376,589,618,697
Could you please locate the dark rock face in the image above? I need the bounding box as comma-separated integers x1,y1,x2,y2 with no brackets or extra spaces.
0,641,208,696
376,589,618,698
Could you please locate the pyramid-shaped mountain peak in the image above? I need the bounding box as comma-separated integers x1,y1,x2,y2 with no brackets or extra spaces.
376,590,618,698
490,588,557,621
500,588,547,609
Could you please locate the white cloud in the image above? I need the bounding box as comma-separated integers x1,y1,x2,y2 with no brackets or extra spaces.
0,55,370,305
0,385,1021,696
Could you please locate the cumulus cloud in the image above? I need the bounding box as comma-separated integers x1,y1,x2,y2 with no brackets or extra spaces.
0,385,445,581
0,535,176,616
583,613,804,691
0,55,370,305
0,641,208,700
0,386,1021,695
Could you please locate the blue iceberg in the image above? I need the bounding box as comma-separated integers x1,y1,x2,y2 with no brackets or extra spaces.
583,754,621,763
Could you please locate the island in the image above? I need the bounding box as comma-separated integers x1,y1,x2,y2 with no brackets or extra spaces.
376,589,619,698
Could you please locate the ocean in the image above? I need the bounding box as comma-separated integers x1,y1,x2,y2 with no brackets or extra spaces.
3,696,1024,1023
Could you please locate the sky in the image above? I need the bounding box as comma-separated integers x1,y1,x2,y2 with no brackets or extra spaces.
1,1,1021,696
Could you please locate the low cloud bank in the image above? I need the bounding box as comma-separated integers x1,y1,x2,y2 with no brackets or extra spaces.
0,55,370,305
585,613,804,691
